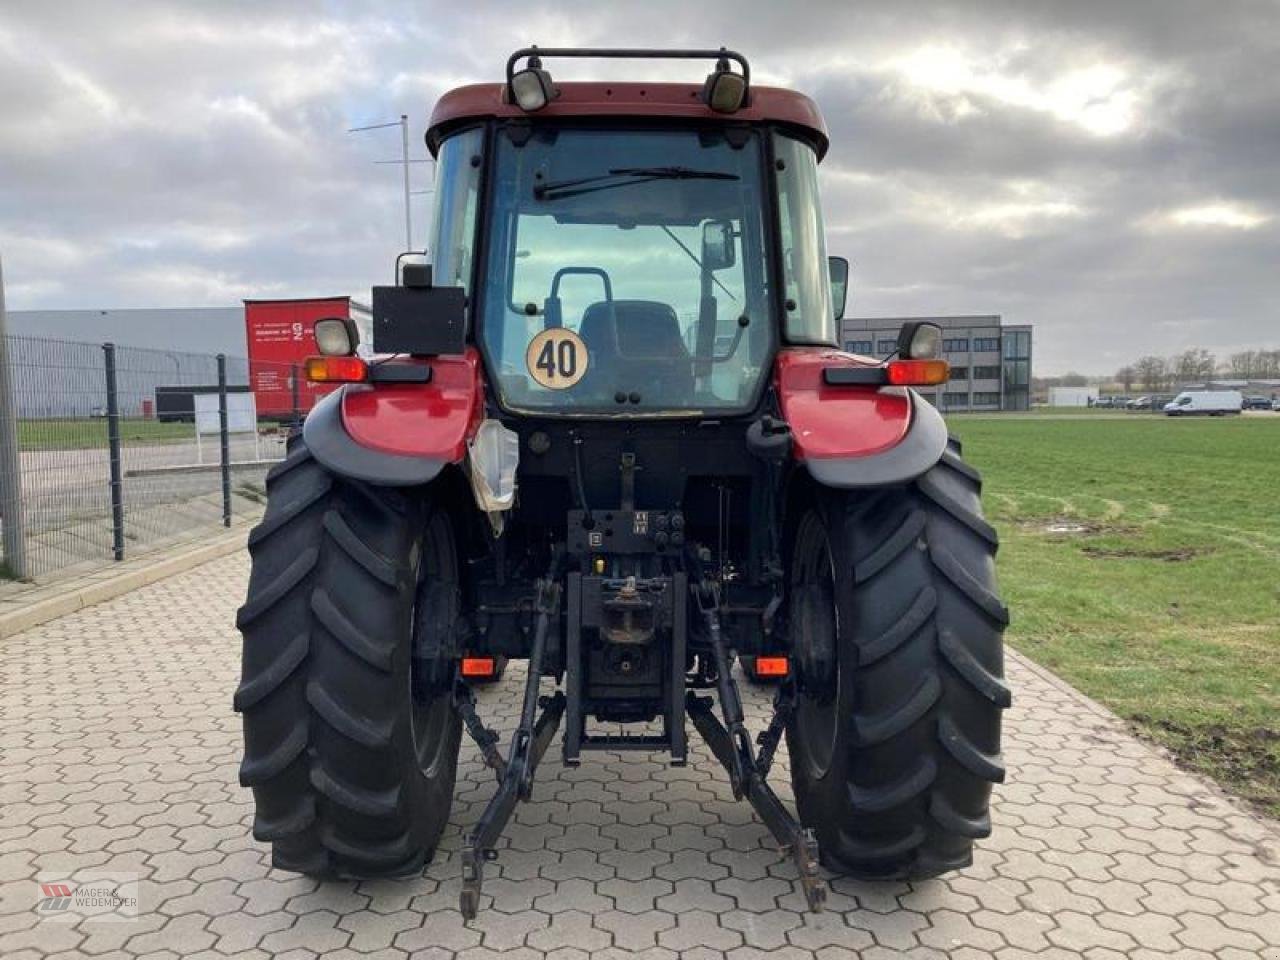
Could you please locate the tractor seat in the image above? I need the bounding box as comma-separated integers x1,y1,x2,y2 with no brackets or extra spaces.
579,300,693,401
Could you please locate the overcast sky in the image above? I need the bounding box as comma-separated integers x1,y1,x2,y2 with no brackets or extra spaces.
1,1,1276,374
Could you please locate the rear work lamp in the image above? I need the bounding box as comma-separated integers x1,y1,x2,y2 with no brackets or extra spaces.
509,49,557,111
314,317,359,357
505,46,751,114
702,52,748,113
896,321,943,360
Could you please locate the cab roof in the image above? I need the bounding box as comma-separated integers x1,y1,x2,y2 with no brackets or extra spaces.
426,82,829,159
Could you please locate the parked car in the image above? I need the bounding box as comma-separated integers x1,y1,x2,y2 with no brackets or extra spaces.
1242,395,1272,410
1127,396,1151,410
1163,390,1244,416
1272,396,1280,412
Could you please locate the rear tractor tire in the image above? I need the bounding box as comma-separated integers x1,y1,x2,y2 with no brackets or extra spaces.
786,437,1011,879
234,439,463,877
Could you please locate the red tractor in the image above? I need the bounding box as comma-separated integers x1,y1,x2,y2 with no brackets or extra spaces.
235,48,1009,920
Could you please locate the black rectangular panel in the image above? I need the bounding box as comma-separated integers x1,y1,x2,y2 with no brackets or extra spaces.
371,285,466,356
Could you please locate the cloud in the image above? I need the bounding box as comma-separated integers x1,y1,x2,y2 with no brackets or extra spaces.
887,44,1161,137
1161,203,1271,230
0,0,1277,374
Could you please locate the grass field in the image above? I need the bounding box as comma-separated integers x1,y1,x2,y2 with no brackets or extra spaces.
18,418,198,450
17,417,290,450
954,414,1280,815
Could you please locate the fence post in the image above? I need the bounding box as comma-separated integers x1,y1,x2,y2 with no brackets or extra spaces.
217,354,231,527
0,255,28,579
103,342,125,561
290,361,301,432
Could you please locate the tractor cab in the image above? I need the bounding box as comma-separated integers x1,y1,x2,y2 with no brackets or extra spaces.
421,47,842,417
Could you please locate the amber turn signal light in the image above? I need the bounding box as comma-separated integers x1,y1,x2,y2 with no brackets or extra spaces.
460,657,497,678
886,359,950,386
304,355,368,383
753,656,790,677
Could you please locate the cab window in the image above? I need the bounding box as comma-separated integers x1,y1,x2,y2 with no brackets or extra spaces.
429,128,483,298
479,127,771,414
773,133,835,345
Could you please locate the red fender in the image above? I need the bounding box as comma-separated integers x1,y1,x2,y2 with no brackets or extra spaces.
303,348,484,486
342,348,484,459
774,347,911,457
773,347,947,487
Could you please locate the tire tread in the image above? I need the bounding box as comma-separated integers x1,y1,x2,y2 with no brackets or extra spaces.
235,441,460,878
787,444,1009,880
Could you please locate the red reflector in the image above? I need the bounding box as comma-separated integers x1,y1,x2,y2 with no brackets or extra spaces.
754,656,790,677
461,657,496,678
304,355,368,383
886,359,950,386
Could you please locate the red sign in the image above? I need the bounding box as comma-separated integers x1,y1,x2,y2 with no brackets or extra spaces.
244,298,348,417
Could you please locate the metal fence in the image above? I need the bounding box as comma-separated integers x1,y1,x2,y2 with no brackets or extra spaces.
0,334,305,582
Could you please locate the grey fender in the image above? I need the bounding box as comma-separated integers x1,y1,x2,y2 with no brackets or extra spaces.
302,387,447,487
803,391,948,488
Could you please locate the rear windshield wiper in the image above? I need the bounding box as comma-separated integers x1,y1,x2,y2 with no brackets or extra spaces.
535,166,739,201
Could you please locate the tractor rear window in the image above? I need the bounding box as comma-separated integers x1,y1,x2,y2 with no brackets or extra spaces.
479,127,772,415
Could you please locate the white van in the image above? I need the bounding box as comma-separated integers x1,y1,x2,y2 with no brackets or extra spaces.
1163,390,1243,416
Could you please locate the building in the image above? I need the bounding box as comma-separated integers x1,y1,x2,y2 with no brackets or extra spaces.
840,315,1032,412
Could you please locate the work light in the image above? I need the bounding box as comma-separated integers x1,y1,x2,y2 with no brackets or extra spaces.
702,56,747,113
896,321,942,360
314,317,358,356
510,53,556,111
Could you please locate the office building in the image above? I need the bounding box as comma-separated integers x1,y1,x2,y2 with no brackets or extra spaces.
841,315,1032,411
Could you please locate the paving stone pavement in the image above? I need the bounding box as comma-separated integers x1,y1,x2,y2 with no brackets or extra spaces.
1,552,1278,960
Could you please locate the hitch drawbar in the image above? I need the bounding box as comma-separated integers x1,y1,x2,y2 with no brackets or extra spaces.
455,577,825,919
688,584,826,912
459,579,564,921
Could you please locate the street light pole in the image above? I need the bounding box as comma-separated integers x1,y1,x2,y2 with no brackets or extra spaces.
400,114,412,251
349,116,416,250
0,253,28,579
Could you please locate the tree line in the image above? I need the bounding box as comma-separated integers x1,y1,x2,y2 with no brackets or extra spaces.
1114,348,1280,392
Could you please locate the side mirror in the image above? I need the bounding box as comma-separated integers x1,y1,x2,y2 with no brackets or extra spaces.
896,320,943,360
701,220,736,271
828,256,849,320
372,259,467,356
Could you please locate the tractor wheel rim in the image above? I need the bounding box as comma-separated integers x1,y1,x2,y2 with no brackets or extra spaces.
793,523,840,781
411,686,451,778
409,510,457,780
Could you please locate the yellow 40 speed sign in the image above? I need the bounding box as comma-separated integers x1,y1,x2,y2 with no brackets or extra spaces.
525,327,588,389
